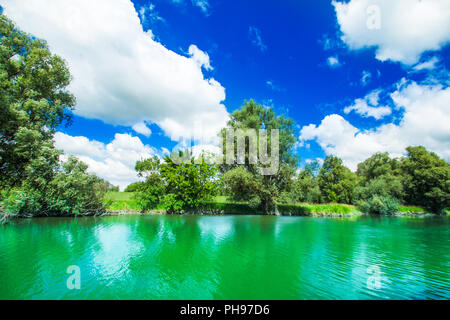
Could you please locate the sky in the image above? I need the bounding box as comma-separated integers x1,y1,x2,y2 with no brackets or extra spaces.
1,0,449,189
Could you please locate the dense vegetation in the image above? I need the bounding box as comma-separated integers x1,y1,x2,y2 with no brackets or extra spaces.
0,15,115,218
1,14,448,219
134,154,219,213
132,100,449,215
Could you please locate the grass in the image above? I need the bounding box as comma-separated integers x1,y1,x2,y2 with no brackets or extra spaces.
105,192,135,201
104,193,446,216
104,192,142,211
398,206,425,213
278,203,360,215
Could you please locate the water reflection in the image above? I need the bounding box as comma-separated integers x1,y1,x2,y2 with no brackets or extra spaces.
0,215,448,299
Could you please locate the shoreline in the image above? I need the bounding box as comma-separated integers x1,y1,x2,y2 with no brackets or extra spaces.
2,207,447,224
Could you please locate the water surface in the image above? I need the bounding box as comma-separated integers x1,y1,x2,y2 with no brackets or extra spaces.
0,215,449,299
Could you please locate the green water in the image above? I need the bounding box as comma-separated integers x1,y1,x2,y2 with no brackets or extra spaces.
0,215,449,300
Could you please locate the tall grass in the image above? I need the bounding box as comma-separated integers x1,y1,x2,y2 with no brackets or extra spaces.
398,206,425,213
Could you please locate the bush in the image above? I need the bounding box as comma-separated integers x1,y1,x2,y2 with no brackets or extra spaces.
124,182,143,193
2,188,43,216
358,195,400,215
1,157,108,217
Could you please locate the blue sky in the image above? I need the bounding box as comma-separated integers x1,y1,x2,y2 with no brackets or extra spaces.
2,0,449,188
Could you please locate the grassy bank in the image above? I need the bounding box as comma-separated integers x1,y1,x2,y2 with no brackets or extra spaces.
104,192,142,211
105,193,362,216
104,192,450,216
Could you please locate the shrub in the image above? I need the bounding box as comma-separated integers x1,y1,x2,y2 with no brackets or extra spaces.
2,188,43,217
358,195,400,215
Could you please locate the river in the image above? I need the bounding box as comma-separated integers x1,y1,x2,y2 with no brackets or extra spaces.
0,215,449,299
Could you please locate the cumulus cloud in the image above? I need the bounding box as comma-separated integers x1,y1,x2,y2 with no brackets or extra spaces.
132,122,152,137
2,0,228,143
344,90,391,120
188,44,213,70
54,132,157,190
300,81,450,170
333,0,450,65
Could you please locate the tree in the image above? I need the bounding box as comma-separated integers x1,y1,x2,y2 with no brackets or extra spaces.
135,153,219,213
401,146,450,213
292,160,322,203
0,15,107,217
354,152,404,204
221,100,298,213
124,182,143,193
3,156,108,216
135,157,165,211
356,152,401,184
0,15,75,188
318,156,356,204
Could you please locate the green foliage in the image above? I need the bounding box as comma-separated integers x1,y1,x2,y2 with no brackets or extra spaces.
2,188,43,216
45,156,107,215
398,206,424,214
124,182,143,193
287,160,322,204
278,203,359,215
2,156,108,216
220,100,298,212
104,192,142,211
401,146,450,214
318,156,357,204
135,171,164,211
135,154,219,213
353,175,403,203
0,15,75,188
357,196,400,215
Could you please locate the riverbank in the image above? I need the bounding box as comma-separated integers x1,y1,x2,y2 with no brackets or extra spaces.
104,192,444,217
1,193,447,224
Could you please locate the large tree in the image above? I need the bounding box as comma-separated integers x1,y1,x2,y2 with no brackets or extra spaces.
354,152,404,202
318,156,357,204
221,100,298,213
401,146,450,213
0,15,108,218
0,15,75,188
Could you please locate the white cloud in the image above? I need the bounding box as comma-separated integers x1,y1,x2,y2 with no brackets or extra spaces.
344,90,391,120
191,0,210,15
333,0,450,65
327,56,341,68
54,132,156,190
300,81,450,170
249,26,267,52
139,3,165,26
413,56,440,72
132,122,152,137
188,44,212,70
2,0,228,143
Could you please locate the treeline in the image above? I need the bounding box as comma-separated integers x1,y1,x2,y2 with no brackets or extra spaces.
0,15,116,218
131,101,449,215
280,147,449,214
